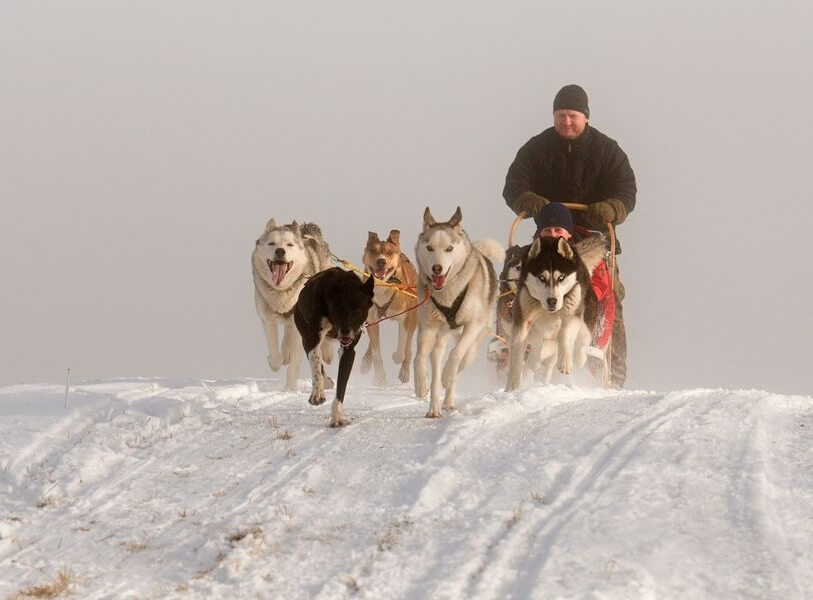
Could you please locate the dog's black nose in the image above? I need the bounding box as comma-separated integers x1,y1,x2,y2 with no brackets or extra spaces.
274,248,286,258
547,297,558,310
432,264,442,275
376,258,387,269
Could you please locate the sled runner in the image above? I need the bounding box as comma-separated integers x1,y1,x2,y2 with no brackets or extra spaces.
489,203,617,387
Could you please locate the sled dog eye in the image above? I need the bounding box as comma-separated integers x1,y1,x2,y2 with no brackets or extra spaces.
445,246,453,252
558,274,566,282
286,242,294,247
386,250,394,256
268,242,276,246
427,245,434,252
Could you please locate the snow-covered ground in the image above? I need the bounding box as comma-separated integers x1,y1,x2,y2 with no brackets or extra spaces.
1,376,811,599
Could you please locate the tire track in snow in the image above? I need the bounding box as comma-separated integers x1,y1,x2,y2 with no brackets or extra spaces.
465,391,704,599
349,389,603,598
726,392,804,598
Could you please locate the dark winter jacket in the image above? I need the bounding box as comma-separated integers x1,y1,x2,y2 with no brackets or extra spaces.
503,125,636,233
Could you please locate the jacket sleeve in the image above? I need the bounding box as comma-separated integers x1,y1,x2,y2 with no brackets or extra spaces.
600,143,637,215
502,140,537,213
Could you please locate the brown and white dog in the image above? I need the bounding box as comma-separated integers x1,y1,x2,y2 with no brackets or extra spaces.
360,230,418,385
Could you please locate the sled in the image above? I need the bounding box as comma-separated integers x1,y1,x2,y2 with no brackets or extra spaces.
489,203,617,387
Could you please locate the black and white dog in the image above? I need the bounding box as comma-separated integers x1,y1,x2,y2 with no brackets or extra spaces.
294,267,375,427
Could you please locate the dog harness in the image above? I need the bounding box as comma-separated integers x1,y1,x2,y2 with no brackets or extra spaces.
430,285,469,330
373,289,398,319
275,305,296,319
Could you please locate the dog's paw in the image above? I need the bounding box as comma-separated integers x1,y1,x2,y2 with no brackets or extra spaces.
415,378,428,399
329,400,347,427
267,353,283,372
442,400,455,412
392,350,405,364
398,364,410,384
425,407,443,418
374,372,388,387
558,355,574,375
309,389,326,405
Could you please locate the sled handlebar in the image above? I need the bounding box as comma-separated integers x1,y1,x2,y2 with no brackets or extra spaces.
508,203,616,277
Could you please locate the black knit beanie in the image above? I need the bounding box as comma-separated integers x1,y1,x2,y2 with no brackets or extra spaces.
553,84,589,119
534,202,574,235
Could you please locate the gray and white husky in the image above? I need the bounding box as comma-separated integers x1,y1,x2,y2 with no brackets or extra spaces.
505,235,605,391
414,207,505,417
252,219,331,390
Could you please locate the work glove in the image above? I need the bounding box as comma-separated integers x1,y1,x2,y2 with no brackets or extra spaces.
586,198,628,227
511,192,549,218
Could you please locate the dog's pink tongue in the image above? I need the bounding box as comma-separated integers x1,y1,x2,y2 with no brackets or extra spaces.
271,262,288,286
432,274,446,290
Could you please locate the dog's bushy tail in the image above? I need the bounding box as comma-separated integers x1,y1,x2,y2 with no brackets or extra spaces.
300,222,323,241
474,239,506,264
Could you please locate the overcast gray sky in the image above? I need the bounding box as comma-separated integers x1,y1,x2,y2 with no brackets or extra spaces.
2,1,812,395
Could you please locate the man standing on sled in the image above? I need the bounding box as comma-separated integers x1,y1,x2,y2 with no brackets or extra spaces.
503,84,636,388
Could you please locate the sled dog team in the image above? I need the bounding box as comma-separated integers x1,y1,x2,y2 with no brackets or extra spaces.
252,207,604,426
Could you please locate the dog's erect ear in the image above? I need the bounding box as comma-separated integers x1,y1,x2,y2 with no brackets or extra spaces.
290,220,301,238
448,206,463,228
557,237,574,260
265,218,277,232
386,229,400,246
423,207,436,230
363,272,376,296
368,231,380,243
528,237,542,260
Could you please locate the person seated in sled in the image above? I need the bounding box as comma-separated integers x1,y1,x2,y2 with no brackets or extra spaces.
502,84,636,388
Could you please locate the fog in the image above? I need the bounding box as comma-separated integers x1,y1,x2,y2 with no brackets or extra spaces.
2,1,812,395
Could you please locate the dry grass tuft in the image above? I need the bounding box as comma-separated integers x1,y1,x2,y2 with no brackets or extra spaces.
345,576,360,594
227,526,263,545
35,496,60,509
276,430,293,441
377,516,413,552
121,540,148,553
505,503,524,528
13,570,74,598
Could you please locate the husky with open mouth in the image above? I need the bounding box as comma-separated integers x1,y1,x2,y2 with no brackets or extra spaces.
414,207,504,418
252,219,331,390
360,229,418,385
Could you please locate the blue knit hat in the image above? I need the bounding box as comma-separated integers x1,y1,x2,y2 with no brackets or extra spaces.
534,202,574,234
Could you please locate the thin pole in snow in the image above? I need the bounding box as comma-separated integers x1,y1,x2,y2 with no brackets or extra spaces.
64,368,70,408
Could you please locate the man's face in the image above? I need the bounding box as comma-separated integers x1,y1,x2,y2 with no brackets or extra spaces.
553,109,587,139
538,226,572,240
